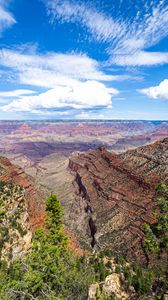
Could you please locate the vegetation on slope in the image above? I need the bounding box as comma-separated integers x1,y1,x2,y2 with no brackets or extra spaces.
144,182,168,255
0,183,167,299
0,180,30,261
0,193,96,299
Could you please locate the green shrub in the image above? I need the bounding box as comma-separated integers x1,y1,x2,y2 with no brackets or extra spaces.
0,194,96,300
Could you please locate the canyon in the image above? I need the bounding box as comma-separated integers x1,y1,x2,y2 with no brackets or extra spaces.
0,120,167,264
68,138,168,261
0,121,168,166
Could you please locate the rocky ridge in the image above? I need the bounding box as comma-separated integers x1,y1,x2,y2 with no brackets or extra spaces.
0,138,167,263
68,138,168,262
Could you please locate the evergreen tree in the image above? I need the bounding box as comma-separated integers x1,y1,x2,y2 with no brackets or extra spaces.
0,194,95,300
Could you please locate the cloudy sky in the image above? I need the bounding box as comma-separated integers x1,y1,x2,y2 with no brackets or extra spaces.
0,0,168,120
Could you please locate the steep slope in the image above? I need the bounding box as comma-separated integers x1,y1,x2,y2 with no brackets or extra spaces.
2,137,167,263
68,138,168,262
0,181,32,261
0,156,84,258
120,137,168,182
0,156,47,261
0,156,46,229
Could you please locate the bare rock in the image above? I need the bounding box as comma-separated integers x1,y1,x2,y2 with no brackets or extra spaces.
164,293,168,300
68,138,168,262
88,283,99,300
102,274,129,300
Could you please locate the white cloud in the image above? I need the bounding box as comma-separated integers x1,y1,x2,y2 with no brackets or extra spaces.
110,1,168,65
46,0,124,43
75,111,107,120
112,51,168,66
0,48,124,114
112,1,168,55
0,48,126,85
1,81,118,112
0,89,36,98
0,3,16,34
75,112,90,119
45,0,168,66
139,79,168,100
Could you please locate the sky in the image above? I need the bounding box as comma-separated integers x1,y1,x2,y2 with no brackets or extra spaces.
0,0,168,120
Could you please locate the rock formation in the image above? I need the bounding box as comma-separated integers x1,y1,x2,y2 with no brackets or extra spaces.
0,137,167,263
0,181,32,261
0,155,83,258
0,156,46,229
68,138,168,262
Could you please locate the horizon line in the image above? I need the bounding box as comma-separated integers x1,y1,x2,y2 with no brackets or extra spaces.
0,119,168,122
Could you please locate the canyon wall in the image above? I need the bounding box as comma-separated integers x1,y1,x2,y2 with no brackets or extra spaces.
68,138,168,262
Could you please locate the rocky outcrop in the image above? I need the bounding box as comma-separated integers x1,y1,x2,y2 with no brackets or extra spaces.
0,181,32,261
0,155,84,258
102,274,129,299
69,138,168,262
88,271,131,300
2,136,166,263
0,156,46,229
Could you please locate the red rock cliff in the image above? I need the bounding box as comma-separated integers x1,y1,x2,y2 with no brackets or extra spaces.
69,138,168,262
0,156,46,228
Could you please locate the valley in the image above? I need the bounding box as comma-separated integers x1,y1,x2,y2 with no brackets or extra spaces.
1,121,168,165
0,121,168,261
0,121,167,299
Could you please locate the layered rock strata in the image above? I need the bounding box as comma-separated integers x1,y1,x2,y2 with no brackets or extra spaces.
0,156,46,229
68,138,168,261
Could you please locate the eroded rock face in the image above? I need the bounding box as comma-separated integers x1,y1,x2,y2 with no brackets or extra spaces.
0,182,32,261
2,137,167,263
87,283,99,300
88,274,130,300
0,156,48,261
102,274,129,299
0,155,84,258
68,138,168,262
0,156,46,229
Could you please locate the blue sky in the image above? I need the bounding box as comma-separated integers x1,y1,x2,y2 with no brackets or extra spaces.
0,0,168,120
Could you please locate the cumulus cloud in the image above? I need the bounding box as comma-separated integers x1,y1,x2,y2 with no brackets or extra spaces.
2,81,118,113
0,2,16,34
139,79,168,99
0,48,125,114
0,48,120,114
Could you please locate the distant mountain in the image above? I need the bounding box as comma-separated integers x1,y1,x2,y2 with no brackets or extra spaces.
10,123,34,135
0,121,168,166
